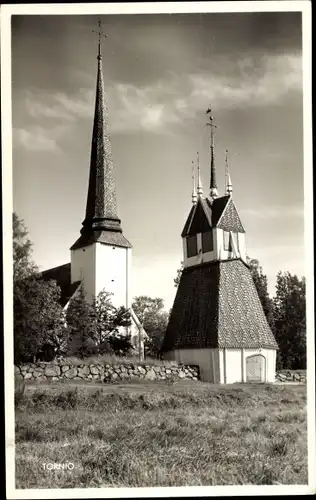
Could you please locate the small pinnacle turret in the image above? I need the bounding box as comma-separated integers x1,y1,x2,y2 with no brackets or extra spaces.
196,152,203,197
225,149,233,196
191,161,197,205
206,106,218,201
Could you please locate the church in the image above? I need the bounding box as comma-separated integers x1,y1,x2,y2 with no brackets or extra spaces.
41,27,146,355
161,110,278,383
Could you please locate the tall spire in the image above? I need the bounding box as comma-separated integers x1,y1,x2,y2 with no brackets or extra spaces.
81,20,122,236
206,106,218,201
225,149,233,196
196,151,203,196
191,161,197,205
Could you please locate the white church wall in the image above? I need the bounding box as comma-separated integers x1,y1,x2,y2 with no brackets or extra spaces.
71,245,96,302
169,348,221,383
218,348,277,384
223,349,243,383
165,347,276,383
237,232,247,262
95,243,129,310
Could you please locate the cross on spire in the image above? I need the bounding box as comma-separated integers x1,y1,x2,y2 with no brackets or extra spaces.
92,19,108,59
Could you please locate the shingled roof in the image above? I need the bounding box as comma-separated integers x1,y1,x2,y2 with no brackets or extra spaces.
71,47,131,252
71,230,132,251
181,195,245,237
41,263,81,308
161,259,278,352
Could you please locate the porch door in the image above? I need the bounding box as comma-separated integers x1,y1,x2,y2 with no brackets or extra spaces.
246,355,266,382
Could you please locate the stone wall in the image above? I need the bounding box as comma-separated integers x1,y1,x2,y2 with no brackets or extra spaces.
14,363,306,384
275,370,306,383
15,362,200,383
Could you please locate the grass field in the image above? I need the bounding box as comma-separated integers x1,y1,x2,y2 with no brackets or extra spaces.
15,381,307,488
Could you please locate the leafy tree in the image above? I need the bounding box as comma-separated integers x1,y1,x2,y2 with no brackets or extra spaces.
66,286,97,359
273,272,306,370
132,296,169,356
247,257,275,331
174,261,184,288
13,212,38,280
13,213,66,364
94,290,132,356
14,276,66,364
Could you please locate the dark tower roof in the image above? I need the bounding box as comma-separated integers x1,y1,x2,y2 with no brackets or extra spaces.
71,44,131,251
161,259,278,352
181,195,245,237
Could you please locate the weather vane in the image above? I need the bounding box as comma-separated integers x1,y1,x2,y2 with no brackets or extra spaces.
92,19,108,58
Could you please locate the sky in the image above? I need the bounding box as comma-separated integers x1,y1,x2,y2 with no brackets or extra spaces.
11,10,304,310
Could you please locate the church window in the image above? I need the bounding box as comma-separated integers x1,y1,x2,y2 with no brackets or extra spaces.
187,235,198,257
202,231,213,253
223,231,232,251
231,232,239,250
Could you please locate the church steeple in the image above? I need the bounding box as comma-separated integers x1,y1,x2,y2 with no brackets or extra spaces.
81,22,122,237
206,106,218,201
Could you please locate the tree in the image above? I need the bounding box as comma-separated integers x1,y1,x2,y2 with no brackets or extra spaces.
14,276,66,364
273,272,306,370
66,286,97,359
174,261,184,288
132,296,169,356
94,290,132,356
13,212,38,281
247,257,275,331
13,213,66,364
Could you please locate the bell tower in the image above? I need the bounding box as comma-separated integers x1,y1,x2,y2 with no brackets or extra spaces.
70,21,132,310
162,106,278,384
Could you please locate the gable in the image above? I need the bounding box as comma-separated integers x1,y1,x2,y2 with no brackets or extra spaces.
216,198,245,233
181,199,212,238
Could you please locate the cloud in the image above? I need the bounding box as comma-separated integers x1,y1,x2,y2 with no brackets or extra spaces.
15,51,302,147
13,126,61,152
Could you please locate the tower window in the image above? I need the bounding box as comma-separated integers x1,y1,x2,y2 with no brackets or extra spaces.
187,235,198,257
202,231,213,253
223,231,232,251
231,232,239,250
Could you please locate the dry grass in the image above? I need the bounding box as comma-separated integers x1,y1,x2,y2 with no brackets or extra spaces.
15,382,307,488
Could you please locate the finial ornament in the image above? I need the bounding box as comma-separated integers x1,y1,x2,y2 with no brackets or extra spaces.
225,149,233,195
197,152,203,196
206,106,218,200
192,161,197,205
92,19,108,59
